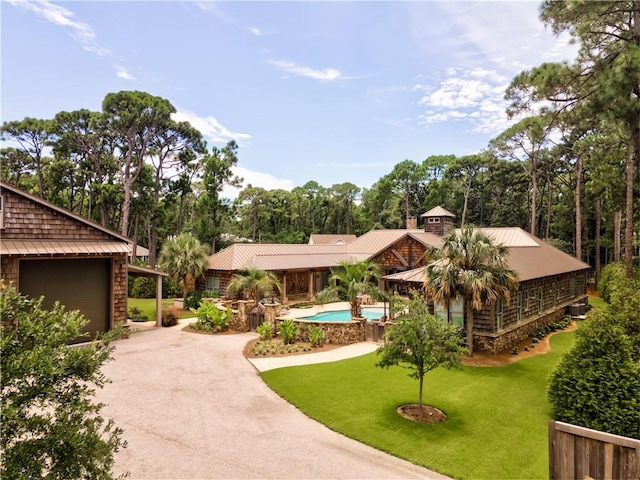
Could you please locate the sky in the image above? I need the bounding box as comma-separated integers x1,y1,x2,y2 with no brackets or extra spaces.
1,0,578,199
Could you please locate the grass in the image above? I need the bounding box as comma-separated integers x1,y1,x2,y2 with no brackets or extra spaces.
261,331,576,480
127,298,194,321
587,293,609,312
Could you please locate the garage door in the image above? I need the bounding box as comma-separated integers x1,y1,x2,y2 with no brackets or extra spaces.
19,258,110,343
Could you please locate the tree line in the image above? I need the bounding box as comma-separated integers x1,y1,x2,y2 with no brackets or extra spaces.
1,1,638,279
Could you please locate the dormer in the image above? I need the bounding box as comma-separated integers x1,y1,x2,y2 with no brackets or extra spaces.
420,206,456,236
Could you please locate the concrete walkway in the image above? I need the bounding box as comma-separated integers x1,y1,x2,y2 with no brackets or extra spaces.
96,324,449,479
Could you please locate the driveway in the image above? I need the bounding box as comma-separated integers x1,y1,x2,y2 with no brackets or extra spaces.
96,325,450,479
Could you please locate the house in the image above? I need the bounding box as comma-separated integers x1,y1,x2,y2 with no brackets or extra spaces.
204,205,589,352
0,182,167,339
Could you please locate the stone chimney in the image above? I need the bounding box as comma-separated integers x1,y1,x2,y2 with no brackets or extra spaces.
420,206,456,237
406,216,417,229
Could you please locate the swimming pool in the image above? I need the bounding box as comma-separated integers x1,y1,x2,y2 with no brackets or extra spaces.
300,308,385,322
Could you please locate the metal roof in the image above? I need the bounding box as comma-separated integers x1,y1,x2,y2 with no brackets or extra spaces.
308,234,357,245
382,267,426,283
456,227,539,247
346,229,441,254
421,206,456,218
0,239,131,256
128,264,169,277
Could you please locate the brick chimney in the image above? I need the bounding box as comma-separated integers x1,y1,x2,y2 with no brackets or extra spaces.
406,216,417,229
420,206,456,236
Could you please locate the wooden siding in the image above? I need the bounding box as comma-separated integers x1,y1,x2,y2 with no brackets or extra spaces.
371,236,430,272
1,190,113,241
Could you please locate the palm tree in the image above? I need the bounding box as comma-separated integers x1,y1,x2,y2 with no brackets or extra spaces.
316,260,385,319
424,228,519,355
158,233,210,299
227,268,283,309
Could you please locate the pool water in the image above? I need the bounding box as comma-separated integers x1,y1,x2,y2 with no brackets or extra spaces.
300,308,385,322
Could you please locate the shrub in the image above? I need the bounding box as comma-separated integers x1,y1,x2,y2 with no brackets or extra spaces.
278,319,299,345
161,310,178,327
0,283,126,478
548,311,640,439
256,321,274,341
130,276,156,298
184,290,204,310
308,325,324,347
598,262,626,303
189,302,231,333
128,306,148,322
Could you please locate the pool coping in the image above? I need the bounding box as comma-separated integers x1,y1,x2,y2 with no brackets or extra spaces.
281,301,389,322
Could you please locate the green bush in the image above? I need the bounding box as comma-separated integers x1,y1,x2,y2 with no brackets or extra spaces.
161,310,178,327
184,290,204,310
548,311,640,439
189,302,231,333
130,276,156,298
128,306,148,322
256,321,274,341
308,325,324,347
278,319,299,345
598,262,626,303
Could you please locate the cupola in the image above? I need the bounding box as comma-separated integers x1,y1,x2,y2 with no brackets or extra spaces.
420,206,456,236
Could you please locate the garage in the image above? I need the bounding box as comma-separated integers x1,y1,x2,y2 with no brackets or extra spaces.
19,258,111,342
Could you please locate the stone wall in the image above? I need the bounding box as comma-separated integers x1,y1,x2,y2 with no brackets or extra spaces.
474,308,566,353
274,317,365,345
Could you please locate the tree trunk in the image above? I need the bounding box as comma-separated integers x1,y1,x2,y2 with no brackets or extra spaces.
530,159,538,236
418,369,424,408
595,199,602,285
575,155,582,260
614,211,622,263
461,182,470,228
545,180,552,239
625,131,638,278
465,299,474,356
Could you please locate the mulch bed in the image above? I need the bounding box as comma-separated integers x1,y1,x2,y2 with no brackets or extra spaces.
397,404,447,424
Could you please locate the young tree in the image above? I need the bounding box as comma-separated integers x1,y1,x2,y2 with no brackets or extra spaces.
424,228,519,355
226,268,283,308
157,232,210,298
376,295,466,410
0,283,126,479
316,260,384,319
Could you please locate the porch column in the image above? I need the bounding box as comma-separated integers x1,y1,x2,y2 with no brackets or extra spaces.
308,271,314,300
282,272,288,304
155,274,162,327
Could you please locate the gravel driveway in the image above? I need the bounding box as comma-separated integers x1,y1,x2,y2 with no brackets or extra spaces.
96,326,449,479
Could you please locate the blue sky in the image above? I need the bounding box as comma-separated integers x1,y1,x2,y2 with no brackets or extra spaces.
2,1,577,198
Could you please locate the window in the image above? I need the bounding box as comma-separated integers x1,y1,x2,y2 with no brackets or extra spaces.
570,277,575,298
0,195,3,229
552,281,557,306
428,217,440,223
434,297,464,329
538,286,543,313
495,299,503,330
516,291,522,322
206,276,220,295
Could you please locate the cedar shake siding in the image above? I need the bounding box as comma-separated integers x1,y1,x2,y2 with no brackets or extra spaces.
0,182,131,338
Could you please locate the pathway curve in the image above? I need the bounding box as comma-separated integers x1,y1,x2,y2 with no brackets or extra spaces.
97,325,450,479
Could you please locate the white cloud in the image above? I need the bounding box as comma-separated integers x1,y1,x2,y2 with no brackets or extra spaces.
172,110,251,145
250,27,262,36
221,166,295,200
8,0,111,56
415,68,512,135
116,66,136,81
268,59,342,82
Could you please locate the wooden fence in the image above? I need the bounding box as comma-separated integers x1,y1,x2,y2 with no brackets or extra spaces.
549,421,640,480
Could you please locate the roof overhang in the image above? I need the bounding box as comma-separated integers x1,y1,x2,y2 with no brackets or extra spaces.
127,264,169,277
0,239,131,256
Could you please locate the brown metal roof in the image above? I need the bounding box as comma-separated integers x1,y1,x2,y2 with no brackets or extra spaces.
308,234,357,245
421,206,456,218
456,227,539,247
0,239,131,256
252,253,369,271
382,267,426,283
128,264,169,277
346,229,441,255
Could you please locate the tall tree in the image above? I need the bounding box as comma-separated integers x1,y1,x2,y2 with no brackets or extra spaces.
227,268,283,308
0,117,56,198
506,1,640,278
102,91,176,237
424,228,519,355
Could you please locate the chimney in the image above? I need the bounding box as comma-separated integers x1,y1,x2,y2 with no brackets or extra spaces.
420,206,456,237
406,216,417,229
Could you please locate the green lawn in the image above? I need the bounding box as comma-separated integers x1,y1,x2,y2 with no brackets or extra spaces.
588,294,609,312
261,331,575,480
127,298,194,322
